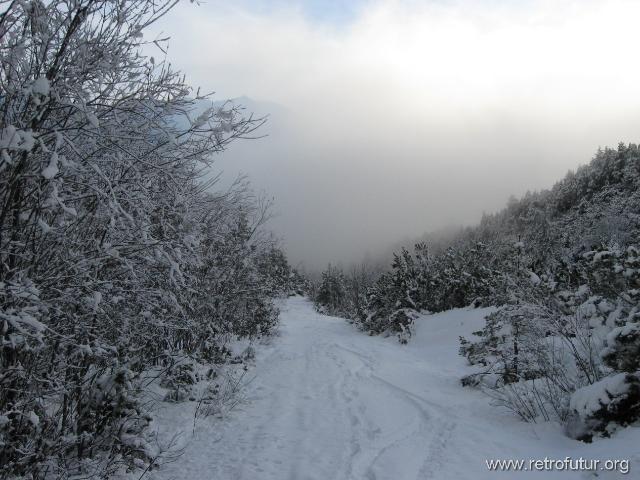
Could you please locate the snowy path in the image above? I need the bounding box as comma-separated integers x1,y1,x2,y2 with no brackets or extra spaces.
148,297,639,480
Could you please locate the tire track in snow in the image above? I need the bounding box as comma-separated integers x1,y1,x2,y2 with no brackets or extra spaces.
329,342,454,480
149,298,464,480
150,297,638,480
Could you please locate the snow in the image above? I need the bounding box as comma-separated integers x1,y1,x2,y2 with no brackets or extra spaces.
592,250,614,263
1,150,12,166
529,271,541,285
0,125,20,149
42,152,59,179
38,219,51,233
29,410,40,427
86,112,99,128
192,108,213,128
9,311,46,332
0,126,36,151
146,297,640,480
601,322,640,363
18,130,35,151
607,321,640,343
31,77,50,96
570,374,632,417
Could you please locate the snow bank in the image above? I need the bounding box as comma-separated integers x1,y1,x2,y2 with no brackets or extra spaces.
570,374,631,416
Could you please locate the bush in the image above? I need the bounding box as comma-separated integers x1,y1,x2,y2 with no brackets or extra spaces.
568,373,640,442
0,0,291,476
601,322,640,373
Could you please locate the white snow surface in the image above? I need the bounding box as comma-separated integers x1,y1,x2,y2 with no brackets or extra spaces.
570,374,632,417
31,77,50,95
147,297,639,480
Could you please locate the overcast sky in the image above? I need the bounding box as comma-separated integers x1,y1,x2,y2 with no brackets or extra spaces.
148,0,640,269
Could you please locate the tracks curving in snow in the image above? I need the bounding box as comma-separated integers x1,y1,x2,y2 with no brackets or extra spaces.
148,297,640,480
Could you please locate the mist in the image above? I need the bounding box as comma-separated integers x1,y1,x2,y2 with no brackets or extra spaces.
147,0,640,269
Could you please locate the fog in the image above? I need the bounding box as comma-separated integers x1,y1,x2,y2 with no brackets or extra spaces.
148,0,640,269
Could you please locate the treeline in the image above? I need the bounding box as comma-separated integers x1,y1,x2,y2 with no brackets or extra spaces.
314,143,640,440
0,0,299,478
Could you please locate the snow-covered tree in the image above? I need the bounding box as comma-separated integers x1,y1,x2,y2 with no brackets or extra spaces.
0,0,289,476
314,264,348,316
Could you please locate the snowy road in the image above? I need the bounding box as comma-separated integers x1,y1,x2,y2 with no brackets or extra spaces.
149,297,638,480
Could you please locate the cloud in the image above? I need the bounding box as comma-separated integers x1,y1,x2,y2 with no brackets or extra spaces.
148,0,640,268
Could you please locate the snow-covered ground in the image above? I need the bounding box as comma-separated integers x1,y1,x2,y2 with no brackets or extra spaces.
146,297,639,480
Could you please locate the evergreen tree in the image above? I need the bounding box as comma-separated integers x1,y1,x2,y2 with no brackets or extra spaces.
314,264,348,316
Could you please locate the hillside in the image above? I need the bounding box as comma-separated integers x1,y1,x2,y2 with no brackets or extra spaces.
314,144,640,443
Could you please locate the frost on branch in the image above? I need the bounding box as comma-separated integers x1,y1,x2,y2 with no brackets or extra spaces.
0,0,291,477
